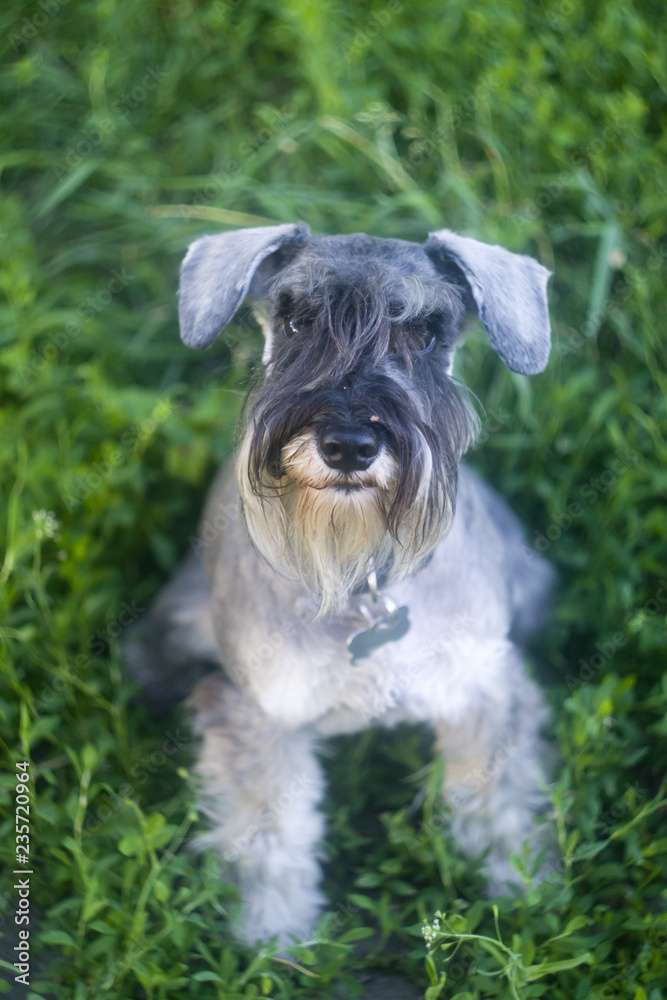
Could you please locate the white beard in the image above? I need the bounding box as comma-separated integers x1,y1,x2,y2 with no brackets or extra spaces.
237,430,452,617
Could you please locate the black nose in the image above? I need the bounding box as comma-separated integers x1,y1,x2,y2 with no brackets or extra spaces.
318,424,381,473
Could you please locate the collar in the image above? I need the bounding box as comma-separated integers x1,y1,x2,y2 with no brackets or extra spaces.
346,560,410,665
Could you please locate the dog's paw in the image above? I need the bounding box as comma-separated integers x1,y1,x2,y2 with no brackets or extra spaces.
234,878,326,948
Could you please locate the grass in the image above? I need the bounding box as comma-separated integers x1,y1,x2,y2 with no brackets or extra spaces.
0,0,666,996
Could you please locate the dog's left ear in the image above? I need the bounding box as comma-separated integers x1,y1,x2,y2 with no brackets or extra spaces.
179,222,311,348
424,229,552,375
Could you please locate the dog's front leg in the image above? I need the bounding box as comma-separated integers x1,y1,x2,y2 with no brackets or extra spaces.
434,657,553,892
187,674,326,947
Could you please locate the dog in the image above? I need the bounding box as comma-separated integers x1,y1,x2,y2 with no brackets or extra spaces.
125,222,556,947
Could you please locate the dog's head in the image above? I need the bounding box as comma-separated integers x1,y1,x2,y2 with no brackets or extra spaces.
178,223,551,614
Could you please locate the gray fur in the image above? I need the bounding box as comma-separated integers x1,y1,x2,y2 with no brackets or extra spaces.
125,224,557,948
179,222,310,348
425,229,552,374
177,225,551,372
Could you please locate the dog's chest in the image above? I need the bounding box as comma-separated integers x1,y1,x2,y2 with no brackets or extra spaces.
206,464,516,732
215,543,514,734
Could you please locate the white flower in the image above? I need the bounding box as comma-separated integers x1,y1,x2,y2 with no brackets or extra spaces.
421,915,443,946
32,509,59,540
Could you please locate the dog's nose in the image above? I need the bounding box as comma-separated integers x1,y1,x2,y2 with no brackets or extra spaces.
318,425,381,473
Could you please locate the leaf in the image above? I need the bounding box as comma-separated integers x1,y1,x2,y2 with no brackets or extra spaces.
191,971,223,982
153,878,169,903
39,929,76,947
81,744,97,772
270,957,320,978
564,915,592,934
347,893,376,912
338,927,375,943
424,971,447,999
571,840,608,861
525,952,594,980
36,160,101,218
585,220,622,340
118,833,143,857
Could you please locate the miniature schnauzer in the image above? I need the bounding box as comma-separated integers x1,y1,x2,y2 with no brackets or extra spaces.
125,222,555,947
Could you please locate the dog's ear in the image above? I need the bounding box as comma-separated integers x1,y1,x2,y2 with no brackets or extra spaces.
424,229,552,375
178,223,310,348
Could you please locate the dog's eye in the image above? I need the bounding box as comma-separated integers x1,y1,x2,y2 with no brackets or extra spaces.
405,326,436,356
410,333,436,355
281,316,301,340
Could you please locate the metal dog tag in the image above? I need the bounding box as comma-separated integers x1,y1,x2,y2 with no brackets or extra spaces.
347,599,410,665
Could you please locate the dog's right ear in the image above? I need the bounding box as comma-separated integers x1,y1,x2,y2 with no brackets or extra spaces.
178,223,310,349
